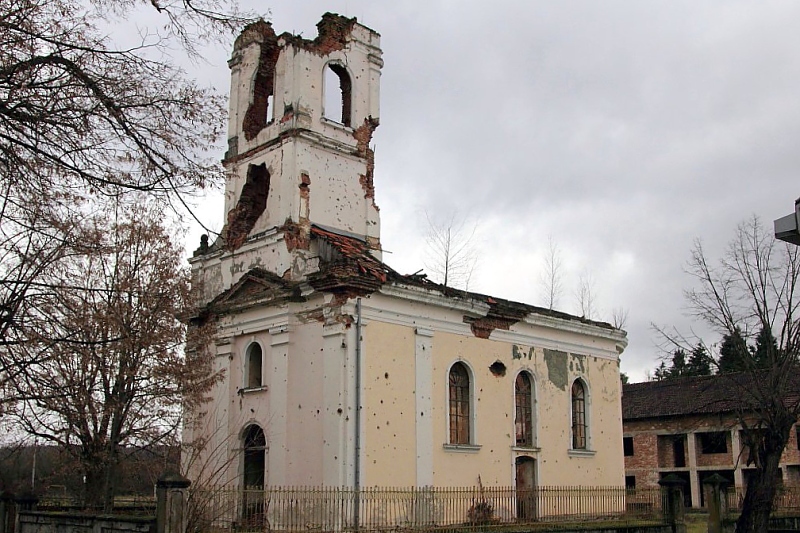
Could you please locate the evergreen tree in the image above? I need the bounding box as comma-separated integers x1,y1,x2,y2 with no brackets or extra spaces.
668,348,688,378
687,343,713,376
653,361,669,381
753,325,779,369
718,327,749,373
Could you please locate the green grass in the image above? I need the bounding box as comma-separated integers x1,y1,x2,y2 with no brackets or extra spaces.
685,511,708,533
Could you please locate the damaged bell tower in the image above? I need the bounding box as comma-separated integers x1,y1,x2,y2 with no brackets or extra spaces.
194,13,383,300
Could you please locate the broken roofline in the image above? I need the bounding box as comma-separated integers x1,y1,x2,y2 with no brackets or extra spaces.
191,224,626,351
307,224,624,340
378,282,627,351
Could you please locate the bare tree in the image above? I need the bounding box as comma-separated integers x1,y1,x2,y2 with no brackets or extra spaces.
540,236,564,310
423,211,479,290
575,270,597,319
611,306,629,330
4,199,222,510
0,0,254,383
678,216,800,533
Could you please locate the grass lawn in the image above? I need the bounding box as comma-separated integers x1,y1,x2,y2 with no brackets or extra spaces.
685,511,708,533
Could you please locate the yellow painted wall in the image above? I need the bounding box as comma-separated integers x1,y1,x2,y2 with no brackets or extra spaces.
361,320,417,486
362,322,624,488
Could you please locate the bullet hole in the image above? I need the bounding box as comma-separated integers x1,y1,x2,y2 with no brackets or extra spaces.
489,361,507,376
298,404,302,409
317,409,320,414
337,408,343,414
420,412,424,417
384,372,389,379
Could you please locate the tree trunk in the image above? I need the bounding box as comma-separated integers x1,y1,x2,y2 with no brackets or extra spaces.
83,460,109,511
735,422,792,533
82,454,118,512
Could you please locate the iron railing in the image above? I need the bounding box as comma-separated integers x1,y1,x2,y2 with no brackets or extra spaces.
725,485,800,514
187,485,666,532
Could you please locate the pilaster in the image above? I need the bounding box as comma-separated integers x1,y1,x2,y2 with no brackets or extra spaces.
268,325,289,485
415,327,434,486
732,429,744,488
322,323,348,486
687,432,700,508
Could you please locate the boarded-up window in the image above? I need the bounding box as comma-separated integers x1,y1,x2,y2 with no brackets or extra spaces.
515,372,534,447
449,362,470,445
571,380,587,450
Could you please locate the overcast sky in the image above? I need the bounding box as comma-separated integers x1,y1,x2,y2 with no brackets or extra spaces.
175,1,799,382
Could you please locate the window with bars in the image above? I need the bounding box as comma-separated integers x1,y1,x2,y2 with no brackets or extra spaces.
448,362,471,445
571,379,587,450
515,372,534,447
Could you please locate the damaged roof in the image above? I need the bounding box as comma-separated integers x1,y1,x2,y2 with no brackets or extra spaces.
309,224,617,333
198,223,621,338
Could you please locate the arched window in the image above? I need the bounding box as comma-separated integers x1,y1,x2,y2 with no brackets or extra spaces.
571,379,587,450
242,424,267,488
448,362,471,445
323,63,352,126
515,372,534,447
246,343,262,389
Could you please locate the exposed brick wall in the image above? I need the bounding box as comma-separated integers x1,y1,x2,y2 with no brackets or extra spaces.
243,32,280,141
353,117,380,209
784,427,800,464
281,13,358,56
657,434,686,468
225,163,270,251
625,433,658,470
695,431,733,467
624,414,800,492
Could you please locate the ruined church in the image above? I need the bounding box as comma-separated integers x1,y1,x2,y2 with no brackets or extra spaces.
185,13,628,492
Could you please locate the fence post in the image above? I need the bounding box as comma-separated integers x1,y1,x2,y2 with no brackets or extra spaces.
0,492,14,533
156,472,191,533
659,474,687,533
703,473,729,533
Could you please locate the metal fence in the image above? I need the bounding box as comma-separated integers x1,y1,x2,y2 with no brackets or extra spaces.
725,485,800,514
187,485,666,532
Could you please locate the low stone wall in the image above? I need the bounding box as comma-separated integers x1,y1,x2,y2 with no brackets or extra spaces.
17,511,154,533
532,527,671,533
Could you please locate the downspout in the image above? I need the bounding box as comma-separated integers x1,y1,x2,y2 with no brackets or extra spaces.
354,297,362,530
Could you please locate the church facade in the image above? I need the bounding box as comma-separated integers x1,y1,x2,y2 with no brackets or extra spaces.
185,13,628,492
